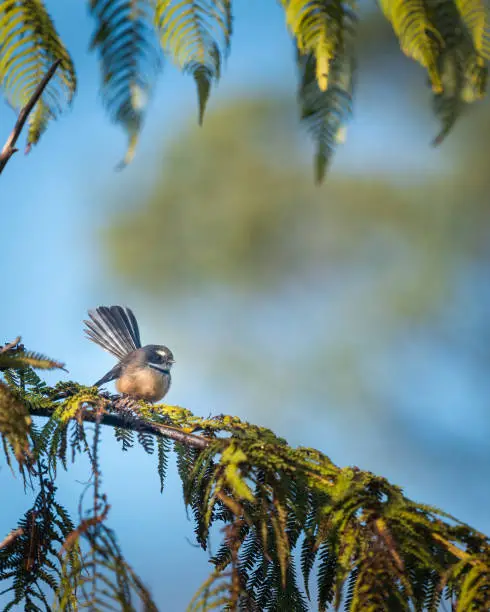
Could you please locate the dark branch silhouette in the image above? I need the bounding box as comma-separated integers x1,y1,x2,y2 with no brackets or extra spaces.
0,60,61,175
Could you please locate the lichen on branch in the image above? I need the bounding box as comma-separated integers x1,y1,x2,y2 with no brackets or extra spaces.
1,358,490,610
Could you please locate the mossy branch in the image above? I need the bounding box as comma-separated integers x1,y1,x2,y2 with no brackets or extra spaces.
1,362,490,610
29,399,210,451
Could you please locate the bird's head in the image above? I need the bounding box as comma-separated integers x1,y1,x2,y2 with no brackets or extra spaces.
143,344,175,374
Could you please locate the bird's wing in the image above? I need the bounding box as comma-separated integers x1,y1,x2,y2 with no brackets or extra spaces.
84,305,142,360
94,363,122,387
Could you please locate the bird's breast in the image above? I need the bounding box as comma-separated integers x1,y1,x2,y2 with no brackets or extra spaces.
116,366,170,402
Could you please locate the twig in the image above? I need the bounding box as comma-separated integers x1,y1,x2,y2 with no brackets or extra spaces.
373,518,405,573
0,60,61,175
0,337,21,354
59,502,110,556
0,528,24,550
29,405,210,451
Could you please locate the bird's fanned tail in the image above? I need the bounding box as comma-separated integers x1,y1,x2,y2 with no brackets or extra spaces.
84,306,141,361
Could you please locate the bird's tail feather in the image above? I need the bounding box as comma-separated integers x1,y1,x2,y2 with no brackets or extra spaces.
84,306,141,360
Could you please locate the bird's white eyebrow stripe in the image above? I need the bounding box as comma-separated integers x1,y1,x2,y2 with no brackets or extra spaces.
156,349,168,357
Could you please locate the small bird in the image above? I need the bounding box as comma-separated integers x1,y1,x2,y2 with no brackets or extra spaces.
84,305,174,402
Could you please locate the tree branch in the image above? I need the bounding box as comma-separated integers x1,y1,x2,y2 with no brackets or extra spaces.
0,528,24,550
29,405,210,450
0,60,61,175
0,338,21,354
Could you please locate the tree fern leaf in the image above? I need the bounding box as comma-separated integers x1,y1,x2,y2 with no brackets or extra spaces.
455,561,490,611
89,0,161,166
317,540,337,610
283,0,346,92
455,0,490,59
137,430,155,454
425,0,486,143
276,559,309,612
0,381,32,465
0,349,65,372
156,436,171,492
238,527,260,576
114,426,134,450
270,502,290,588
155,0,232,123
0,0,76,147
378,0,444,92
431,51,466,145
300,534,317,600
297,31,355,183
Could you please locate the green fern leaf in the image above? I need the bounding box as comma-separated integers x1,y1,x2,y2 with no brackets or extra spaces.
0,347,66,372
0,483,79,610
137,430,155,454
427,0,488,144
114,425,134,450
432,52,467,145
317,540,337,609
89,0,162,166
455,0,490,59
300,534,317,600
378,0,444,93
155,0,232,124
0,0,76,147
454,559,490,611
156,435,171,492
0,381,32,465
297,35,355,182
283,0,344,92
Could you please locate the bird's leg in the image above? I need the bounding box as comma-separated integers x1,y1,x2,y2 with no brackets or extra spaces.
114,393,139,413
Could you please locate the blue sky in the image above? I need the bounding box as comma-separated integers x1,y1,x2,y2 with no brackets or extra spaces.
1,1,489,609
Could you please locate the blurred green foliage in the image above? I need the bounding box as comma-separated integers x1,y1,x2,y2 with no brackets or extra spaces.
100,17,490,445
102,11,490,311
103,92,487,315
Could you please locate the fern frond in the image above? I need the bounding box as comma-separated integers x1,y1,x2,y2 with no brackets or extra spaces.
137,429,155,453
317,539,337,609
455,0,490,59
284,1,356,182
156,435,171,492
238,527,261,574
57,523,157,611
0,348,65,372
276,559,309,612
155,0,232,123
348,534,409,612
18,367,47,393
4,376,490,609
114,425,135,450
89,0,162,166
431,51,467,144
427,0,488,144
378,0,444,92
0,482,79,611
187,568,233,611
344,566,360,610
283,0,344,92
0,0,76,147
297,31,355,182
300,533,317,599
0,381,32,465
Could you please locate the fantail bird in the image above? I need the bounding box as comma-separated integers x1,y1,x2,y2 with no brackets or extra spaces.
84,305,174,402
